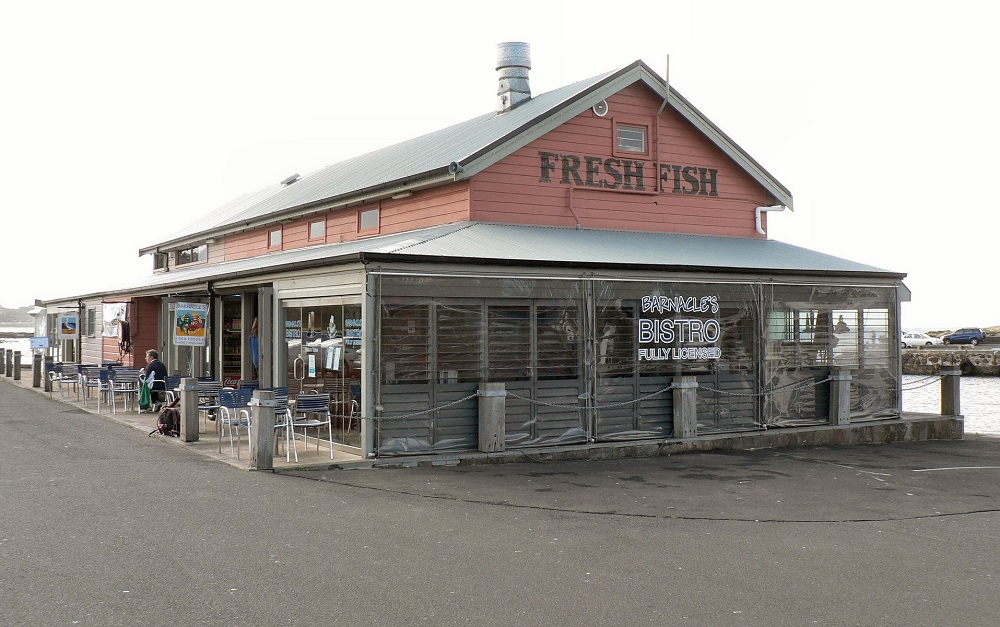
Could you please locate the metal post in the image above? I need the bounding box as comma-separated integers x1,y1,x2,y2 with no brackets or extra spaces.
940,368,961,416
673,376,698,438
179,377,200,442
5,349,12,377
13,352,21,381
32,353,42,388
250,389,276,470
829,366,852,426
478,382,506,452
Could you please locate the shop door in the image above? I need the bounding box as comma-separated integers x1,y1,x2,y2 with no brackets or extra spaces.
161,298,210,378
282,300,362,450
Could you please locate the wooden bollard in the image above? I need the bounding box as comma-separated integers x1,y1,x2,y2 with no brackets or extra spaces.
32,353,42,388
250,389,276,470
940,368,961,416
179,378,200,442
13,351,21,381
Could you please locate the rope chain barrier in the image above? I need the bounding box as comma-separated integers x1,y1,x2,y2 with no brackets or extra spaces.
370,373,956,423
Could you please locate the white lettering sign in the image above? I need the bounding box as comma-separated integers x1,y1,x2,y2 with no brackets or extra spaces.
637,294,721,362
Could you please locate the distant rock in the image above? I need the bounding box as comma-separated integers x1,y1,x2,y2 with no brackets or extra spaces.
0,306,34,326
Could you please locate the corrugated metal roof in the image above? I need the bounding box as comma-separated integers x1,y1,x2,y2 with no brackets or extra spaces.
66,222,901,304
140,72,614,254
142,60,796,255
374,222,897,276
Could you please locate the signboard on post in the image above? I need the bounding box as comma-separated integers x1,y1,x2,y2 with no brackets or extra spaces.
30,337,50,350
173,302,209,347
58,313,78,340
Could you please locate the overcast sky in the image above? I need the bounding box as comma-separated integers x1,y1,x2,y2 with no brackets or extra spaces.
2,1,996,329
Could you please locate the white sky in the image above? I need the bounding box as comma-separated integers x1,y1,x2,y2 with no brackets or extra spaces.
2,1,997,330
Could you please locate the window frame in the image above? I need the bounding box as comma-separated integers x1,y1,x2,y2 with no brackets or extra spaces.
175,243,208,266
268,227,283,250
358,206,380,235
308,219,326,242
612,118,651,158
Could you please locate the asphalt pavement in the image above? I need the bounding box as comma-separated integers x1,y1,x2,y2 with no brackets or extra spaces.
2,376,999,626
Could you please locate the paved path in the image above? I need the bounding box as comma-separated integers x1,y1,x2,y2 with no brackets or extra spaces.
2,377,999,626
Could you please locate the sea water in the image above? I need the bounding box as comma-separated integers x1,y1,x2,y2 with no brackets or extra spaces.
902,374,999,436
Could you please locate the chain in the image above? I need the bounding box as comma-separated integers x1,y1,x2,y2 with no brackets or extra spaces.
374,392,480,421
507,384,675,411
701,376,832,398
369,373,952,424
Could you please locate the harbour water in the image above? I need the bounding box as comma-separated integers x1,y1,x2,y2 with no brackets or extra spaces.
2,326,995,436
902,374,999,436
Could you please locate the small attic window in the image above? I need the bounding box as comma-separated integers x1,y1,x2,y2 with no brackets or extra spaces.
153,253,168,271
269,227,283,249
309,219,326,241
359,207,380,233
616,124,647,154
176,244,207,266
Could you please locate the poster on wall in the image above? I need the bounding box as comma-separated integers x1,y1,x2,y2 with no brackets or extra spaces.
58,312,79,340
102,303,128,338
173,302,209,347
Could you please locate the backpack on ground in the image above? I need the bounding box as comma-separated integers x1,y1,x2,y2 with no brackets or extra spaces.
149,398,181,437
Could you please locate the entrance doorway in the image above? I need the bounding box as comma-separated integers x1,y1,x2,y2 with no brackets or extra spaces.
282,300,362,450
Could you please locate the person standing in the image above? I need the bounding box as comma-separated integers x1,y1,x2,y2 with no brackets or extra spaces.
143,349,168,411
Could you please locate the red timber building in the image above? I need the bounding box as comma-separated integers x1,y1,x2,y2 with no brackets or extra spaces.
41,43,913,460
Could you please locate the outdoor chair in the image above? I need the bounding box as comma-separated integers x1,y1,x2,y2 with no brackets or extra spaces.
109,367,141,414
50,363,82,400
218,388,254,458
80,366,110,409
290,393,334,460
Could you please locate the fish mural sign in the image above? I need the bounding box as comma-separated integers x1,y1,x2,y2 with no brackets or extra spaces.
173,302,209,347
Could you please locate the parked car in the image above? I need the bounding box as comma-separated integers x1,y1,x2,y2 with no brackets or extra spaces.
942,328,987,346
901,332,943,348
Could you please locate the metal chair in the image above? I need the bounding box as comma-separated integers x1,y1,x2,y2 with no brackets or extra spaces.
50,363,82,400
80,366,106,408
290,393,334,460
109,368,141,414
163,375,183,404
195,379,224,431
218,388,254,457
245,387,295,462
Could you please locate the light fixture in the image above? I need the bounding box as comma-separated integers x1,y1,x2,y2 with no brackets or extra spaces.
391,191,412,200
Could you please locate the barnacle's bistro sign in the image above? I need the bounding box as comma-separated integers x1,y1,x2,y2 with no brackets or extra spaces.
638,295,722,361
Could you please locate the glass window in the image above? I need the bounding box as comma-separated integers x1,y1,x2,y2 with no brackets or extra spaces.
309,220,326,241
154,253,168,270
381,304,430,384
487,305,531,382
175,244,207,266
359,208,379,231
269,228,282,248
536,306,581,380
617,124,646,153
436,304,483,383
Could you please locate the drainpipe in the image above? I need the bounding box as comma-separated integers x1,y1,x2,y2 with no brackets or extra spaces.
755,205,786,235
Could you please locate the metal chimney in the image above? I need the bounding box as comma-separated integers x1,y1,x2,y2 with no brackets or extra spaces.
496,42,531,113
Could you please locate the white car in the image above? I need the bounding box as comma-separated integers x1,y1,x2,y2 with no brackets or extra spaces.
901,332,943,348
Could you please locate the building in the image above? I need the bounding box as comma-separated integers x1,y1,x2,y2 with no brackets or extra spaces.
40,43,910,460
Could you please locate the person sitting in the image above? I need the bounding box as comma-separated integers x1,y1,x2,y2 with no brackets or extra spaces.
143,349,168,411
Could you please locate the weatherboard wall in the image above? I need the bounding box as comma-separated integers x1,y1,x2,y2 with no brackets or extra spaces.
222,183,471,262
470,83,771,237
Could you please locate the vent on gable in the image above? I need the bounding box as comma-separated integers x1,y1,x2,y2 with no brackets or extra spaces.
496,42,531,113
